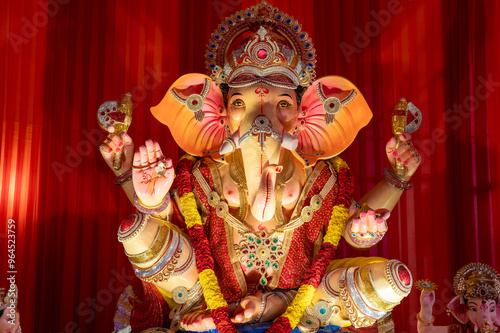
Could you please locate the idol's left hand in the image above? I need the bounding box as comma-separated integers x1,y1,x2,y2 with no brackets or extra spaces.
386,134,422,181
346,208,390,248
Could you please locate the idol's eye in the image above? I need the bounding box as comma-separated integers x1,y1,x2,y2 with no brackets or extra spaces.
491,308,495,312
231,99,245,107
278,100,292,108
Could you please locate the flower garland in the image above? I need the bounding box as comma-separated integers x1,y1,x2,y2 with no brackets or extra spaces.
176,155,354,333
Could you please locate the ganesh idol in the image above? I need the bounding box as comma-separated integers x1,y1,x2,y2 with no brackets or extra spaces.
101,2,422,332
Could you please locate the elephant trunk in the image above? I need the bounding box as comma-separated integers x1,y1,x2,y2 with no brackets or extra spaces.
250,165,282,222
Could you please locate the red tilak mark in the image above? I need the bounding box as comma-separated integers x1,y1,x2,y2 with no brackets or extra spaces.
480,302,489,312
255,85,269,102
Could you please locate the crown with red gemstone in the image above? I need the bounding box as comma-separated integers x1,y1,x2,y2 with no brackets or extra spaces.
205,0,317,89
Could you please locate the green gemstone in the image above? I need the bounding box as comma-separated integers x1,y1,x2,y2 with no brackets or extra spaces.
265,260,270,267
248,237,254,242
306,320,312,325
273,238,279,243
256,239,262,244
271,246,277,251
261,278,267,285
273,263,278,269
178,293,183,298
249,254,255,259
247,262,253,268
320,308,326,314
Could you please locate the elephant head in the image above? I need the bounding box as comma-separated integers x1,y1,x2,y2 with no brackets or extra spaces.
447,263,500,332
151,26,372,222
447,296,500,331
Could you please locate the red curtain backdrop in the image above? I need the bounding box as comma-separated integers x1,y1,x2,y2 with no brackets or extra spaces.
1,0,499,332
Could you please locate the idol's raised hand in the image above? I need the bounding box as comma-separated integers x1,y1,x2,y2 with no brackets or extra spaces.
99,126,134,175
385,133,422,181
132,140,174,207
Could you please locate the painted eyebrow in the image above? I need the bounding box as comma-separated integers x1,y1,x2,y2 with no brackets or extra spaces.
278,94,293,98
230,92,243,98
468,301,479,306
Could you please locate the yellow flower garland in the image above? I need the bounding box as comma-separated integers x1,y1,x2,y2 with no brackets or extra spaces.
178,156,352,333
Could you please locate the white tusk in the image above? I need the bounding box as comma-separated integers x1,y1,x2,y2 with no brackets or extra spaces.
219,131,240,155
282,131,298,151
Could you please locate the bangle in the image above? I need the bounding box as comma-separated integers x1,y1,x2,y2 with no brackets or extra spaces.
114,168,132,185
416,313,434,325
274,290,296,307
133,192,170,214
384,167,413,191
254,292,272,323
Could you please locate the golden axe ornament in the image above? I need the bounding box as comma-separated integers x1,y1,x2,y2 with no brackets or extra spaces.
100,1,424,332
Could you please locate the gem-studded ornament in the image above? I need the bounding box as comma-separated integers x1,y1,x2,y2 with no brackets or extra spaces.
170,78,211,122
414,279,438,292
237,231,284,286
172,286,189,304
312,301,333,322
315,82,357,125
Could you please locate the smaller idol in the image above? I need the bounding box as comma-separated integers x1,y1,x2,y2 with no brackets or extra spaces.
417,263,500,333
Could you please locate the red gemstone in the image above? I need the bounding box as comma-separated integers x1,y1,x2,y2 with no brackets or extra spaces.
110,121,115,124
397,265,412,286
105,117,110,121
192,100,198,105
257,49,267,59
107,108,110,112
329,103,334,108
113,107,116,111
100,112,105,116
120,215,136,231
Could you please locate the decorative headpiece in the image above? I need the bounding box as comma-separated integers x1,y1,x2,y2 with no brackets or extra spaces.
0,284,18,311
205,0,316,89
453,263,500,301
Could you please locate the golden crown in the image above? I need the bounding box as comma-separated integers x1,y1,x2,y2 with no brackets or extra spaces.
453,263,500,301
205,0,317,89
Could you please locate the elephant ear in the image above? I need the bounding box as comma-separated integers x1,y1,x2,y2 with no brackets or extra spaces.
495,301,500,326
151,74,228,161
292,76,372,166
447,296,469,324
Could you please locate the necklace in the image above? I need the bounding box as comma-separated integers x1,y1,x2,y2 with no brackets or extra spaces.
192,153,338,286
